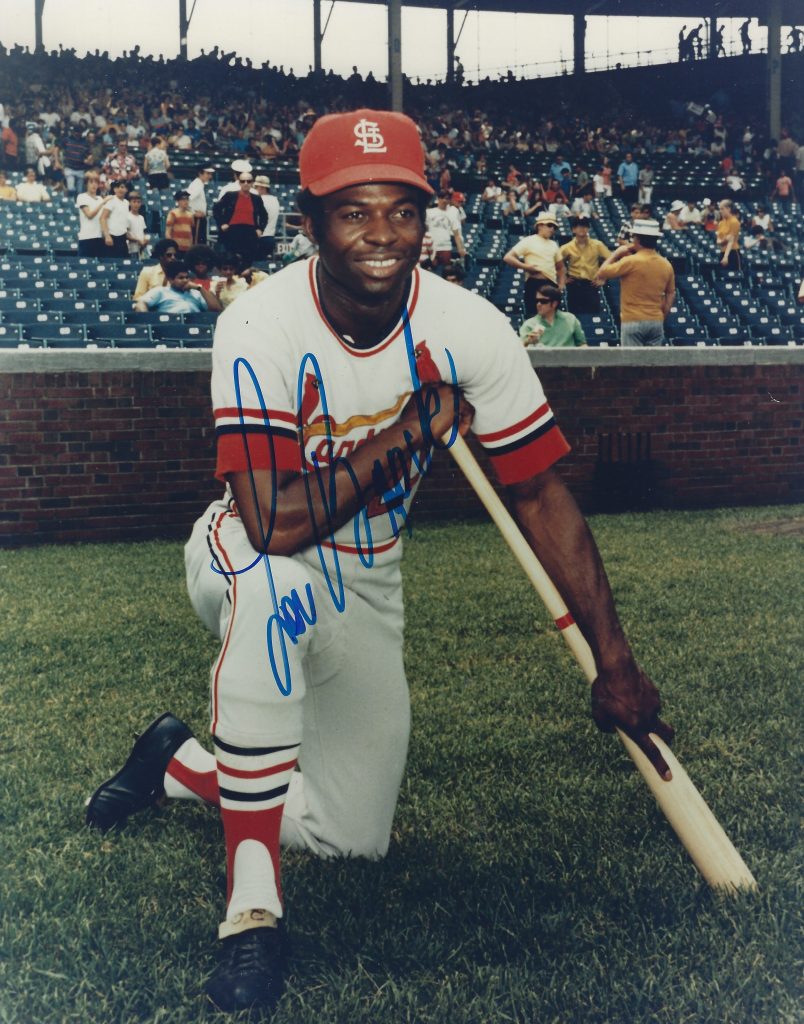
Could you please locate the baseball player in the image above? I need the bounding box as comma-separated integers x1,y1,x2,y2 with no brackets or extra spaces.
86,109,674,1017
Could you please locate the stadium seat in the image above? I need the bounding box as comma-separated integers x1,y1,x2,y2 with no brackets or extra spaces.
125,311,184,327
26,323,88,346
44,298,101,314
0,324,25,345
179,329,215,349
99,298,136,313
6,310,63,326
750,323,790,344
0,297,41,312
715,326,751,346
65,310,126,328
155,323,214,345
102,325,155,346
183,311,220,325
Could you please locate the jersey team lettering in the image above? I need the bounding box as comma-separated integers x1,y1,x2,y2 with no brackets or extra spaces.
353,118,387,154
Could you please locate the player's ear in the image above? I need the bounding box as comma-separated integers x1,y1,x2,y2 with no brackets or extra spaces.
301,214,318,244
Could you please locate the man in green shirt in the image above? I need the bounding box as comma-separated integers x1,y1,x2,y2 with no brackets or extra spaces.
518,284,587,348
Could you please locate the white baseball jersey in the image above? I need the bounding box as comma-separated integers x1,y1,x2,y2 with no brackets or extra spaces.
212,258,569,561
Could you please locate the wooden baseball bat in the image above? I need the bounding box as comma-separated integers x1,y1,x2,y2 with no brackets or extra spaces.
445,432,757,893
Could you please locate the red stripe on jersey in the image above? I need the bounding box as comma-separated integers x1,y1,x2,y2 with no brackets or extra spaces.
211,511,239,732
488,426,571,485
215,406,298,427
554,613,575,631
218,758,298,780
308,257,421,357
320,537,399,555
216,432,302,481
474,403,551,444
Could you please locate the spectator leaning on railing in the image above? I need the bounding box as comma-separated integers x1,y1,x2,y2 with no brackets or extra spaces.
518,283,588,348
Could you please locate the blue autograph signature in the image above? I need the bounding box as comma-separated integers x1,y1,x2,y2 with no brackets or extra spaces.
211,307,460,696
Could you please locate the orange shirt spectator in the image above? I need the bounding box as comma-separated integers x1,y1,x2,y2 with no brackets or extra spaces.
165,190,195,251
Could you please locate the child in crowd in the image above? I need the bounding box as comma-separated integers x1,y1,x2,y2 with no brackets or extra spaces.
126,191,151,258
165,189,195,251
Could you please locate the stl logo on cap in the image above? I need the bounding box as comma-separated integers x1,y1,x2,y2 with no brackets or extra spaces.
353,118,387,154
299,108,434,197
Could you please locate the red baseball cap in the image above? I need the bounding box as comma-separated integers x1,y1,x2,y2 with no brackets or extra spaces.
299,109,434,197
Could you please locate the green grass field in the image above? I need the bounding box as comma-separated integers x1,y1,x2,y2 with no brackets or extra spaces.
1,505,801,1023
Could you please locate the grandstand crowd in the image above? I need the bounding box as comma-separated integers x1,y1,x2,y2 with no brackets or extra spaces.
0,42,802,349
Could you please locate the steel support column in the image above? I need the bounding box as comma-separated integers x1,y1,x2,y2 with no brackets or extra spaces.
573,12,586,75
767,0,782,141
34,0,45,54
179,0,188,60
388,0,403,111
446,2,455,84
313,0,322,73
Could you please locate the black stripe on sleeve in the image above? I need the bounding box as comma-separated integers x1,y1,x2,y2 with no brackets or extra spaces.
482,417,557,457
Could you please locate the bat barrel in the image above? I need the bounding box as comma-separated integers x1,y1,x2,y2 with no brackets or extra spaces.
445,433,758,893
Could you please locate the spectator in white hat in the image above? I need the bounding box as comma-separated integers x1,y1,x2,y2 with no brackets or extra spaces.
663,200,687,230
215,158,253,203
595,219,675,347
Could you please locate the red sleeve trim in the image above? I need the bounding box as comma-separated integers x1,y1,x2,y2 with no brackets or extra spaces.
215,432,302,482
474,402,550,444
488,426,571,485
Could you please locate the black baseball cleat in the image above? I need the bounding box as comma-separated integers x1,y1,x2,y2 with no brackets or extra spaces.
85,712,193,832
206,923,287,1015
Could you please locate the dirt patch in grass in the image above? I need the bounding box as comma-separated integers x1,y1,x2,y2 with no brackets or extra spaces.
737,516,804,536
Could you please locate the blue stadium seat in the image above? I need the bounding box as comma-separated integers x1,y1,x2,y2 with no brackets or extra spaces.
64,310,125,328
154,323,214,345
0,297,41,312
99,298,135,312
6,310,63,326
183,311,220,326
750,322,790,344
179,327,215,348
43,298,101,314
125,311,184,327
715,326,751,346
0,324,25,345
26,323,88,347
103,324,155,347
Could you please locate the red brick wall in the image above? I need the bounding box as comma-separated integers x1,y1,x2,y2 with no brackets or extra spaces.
0,357,801,546
417,361,802,517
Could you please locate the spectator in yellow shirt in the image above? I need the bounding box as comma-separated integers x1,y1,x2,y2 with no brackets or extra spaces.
559,216,611,314
716,200,741,270
0,171,17,201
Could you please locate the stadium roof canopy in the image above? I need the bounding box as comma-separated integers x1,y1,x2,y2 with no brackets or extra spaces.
340,0,800,27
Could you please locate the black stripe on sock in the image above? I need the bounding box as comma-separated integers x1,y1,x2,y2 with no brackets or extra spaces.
213,736,300,757
219,783,290,803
